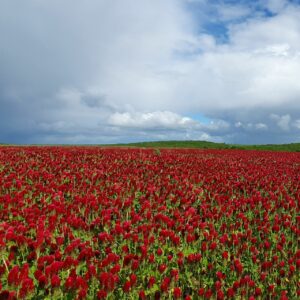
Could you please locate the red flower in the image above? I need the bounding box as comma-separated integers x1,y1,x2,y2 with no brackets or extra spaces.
51,275,60,288
131,260,139,271
227,287,235,298
148,276,156,288
123,281,131,293
210,242,217,250
148,254,155,263
198,288,205,296
289,265,295,273
279,261,285,268
260,272,267,281
222,251,229,260
205,289,213,299
130,274,137,286
173,287,181,298
111,264,121,274
99,272,115,291
97,290,107,299
170,268,179,281
234,259,243,274
216,271,225,280
38,275,47,287
215,281,222,290
160,277,171,292
139,290,146,300
280,291,288,300
7,266,19,286
268,284,275,292
255,287,262,296
78,289,87,299
177,258,184,267
20,278,34,298
233,281,240,290
217,290,224,300
158,264,167,273
65,276,76,290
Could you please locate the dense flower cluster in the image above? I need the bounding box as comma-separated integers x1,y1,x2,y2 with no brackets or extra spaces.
0,146,299,299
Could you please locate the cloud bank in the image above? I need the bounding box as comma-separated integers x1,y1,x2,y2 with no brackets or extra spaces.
0,0,300,144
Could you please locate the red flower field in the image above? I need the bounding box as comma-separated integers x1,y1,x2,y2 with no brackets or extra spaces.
0,146,299,299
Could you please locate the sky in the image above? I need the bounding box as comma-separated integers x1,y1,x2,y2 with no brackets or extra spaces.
1,0,300,144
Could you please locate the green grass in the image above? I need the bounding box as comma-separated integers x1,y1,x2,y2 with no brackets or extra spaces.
111,140,300,152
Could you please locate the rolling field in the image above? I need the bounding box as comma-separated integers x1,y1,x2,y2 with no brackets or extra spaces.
111,141,300,152
0,146,299,299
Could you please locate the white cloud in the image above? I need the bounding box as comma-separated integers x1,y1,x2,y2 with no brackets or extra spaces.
197,132,215,142
235,122,243,128
168,5,300,115
217,3,252,21
228,7,300,51
294,120,300,129
204,120,230,131
108,111,196,129
263,0,288,13
255,123,268,130
234,121,268,131
1,0,300,144
254,44,290,56
270,114,291,131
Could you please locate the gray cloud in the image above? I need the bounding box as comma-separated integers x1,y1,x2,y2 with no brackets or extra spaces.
81,94,107,109
0,0,300,144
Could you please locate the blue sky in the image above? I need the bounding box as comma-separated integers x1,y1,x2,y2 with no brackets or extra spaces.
1,0,300,144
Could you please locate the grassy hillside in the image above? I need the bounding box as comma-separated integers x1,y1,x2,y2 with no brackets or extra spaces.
113,140,300,152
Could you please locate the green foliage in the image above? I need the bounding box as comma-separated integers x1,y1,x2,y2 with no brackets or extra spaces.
110,140,300,152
